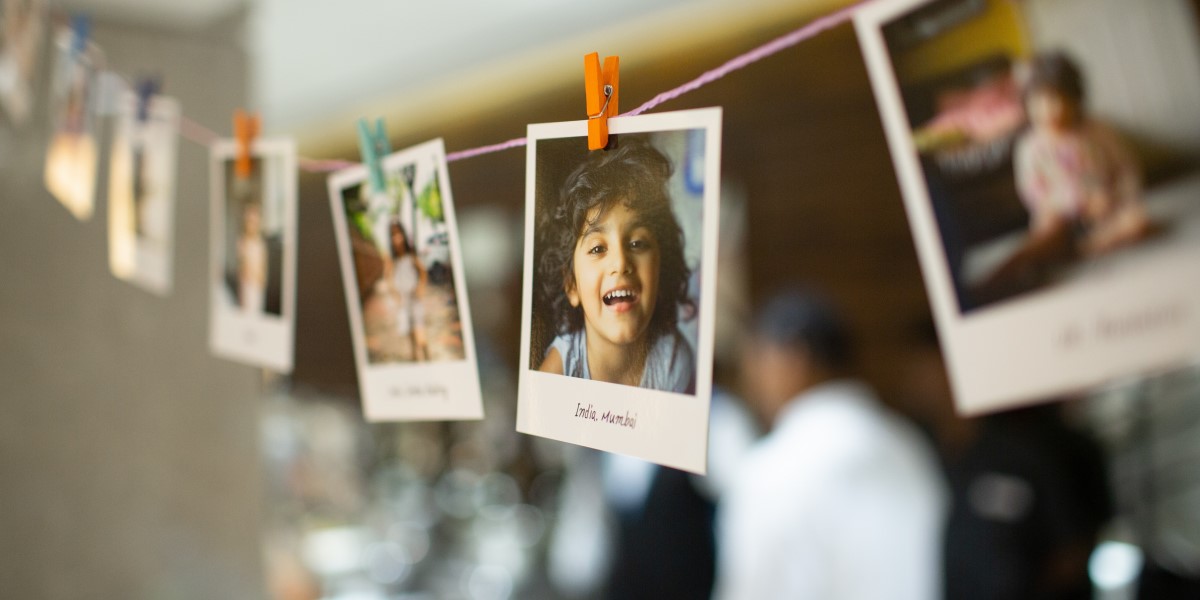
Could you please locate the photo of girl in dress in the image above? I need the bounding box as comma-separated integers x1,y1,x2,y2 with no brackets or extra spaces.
338,153,465,365
222,158,284,316
530,132,707,395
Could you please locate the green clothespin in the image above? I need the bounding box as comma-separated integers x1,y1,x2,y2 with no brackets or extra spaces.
356,117,391,194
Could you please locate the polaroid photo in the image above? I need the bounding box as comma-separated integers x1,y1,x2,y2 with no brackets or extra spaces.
209,138,297,373
107,90,180,295
0,0,47,125
856,0,1200,414
328,138,483,422
43,25,102,220
517,108,722,474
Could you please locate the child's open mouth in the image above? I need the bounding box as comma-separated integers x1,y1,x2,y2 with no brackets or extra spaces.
602,288,639,308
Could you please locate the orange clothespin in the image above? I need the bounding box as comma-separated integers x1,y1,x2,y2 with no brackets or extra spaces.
234,109,260,180
584,52,619,151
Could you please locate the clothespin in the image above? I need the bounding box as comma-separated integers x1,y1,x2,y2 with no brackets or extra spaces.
69,14,91,58
234,109,260,180
134,76,161,123
356,117,391,194
584,52,620,151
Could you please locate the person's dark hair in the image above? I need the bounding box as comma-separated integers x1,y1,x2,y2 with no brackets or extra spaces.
537,136,691,336
389,219,413,257
1025,51,1086,108
753,287,854,371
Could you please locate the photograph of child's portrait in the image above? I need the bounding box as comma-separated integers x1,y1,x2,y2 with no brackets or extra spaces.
530,132,706,394
328,138,483,422
857,0,1200,413
222,157,285,316
107,90,179,295
338,152,467,365
209,139,296,373
518,108,722,474
0,0,46,125
43,25,101,220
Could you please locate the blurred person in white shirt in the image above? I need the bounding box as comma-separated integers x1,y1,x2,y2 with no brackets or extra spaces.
713,288,946,600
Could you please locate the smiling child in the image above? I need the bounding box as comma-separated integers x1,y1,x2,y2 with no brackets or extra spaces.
536,137,695,393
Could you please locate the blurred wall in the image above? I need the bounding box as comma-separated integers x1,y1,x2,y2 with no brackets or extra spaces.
0,16,266,600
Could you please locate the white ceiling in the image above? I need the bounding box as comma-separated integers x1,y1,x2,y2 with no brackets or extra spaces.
246,0,693,132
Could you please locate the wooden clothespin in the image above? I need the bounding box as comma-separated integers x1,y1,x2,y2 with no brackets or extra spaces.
134,76,161,123
584,52,620,151
356,117,391,194
234,109,260,180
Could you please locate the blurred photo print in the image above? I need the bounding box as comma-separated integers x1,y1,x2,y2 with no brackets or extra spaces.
857,0,1200,413
0,0,46,126
107,89,179,295
43,23,101,220
209,138,297,373
328,138,483,422
517,108,722,473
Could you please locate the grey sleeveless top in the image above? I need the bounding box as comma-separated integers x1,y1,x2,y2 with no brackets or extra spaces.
549,328,695,394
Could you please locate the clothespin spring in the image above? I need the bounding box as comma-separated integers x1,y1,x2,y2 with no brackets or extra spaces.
588,85,614,120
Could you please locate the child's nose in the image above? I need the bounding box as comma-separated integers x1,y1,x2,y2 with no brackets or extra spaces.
609,245,631,275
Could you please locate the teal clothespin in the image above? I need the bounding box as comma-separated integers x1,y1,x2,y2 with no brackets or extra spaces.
135,75,161,122
356,117,391,194
70,14,92,58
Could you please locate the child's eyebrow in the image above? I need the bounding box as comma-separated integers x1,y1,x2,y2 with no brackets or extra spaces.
580,222,608,238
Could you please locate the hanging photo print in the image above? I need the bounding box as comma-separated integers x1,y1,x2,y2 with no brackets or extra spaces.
856,0,1200,414
43,22,101,220
327,138,483,421
517,108,722,474
209,138,297,373
107,89,180,295
0,0,46,126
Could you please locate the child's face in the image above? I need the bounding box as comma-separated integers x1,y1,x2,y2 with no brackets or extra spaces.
567,202,660,348
1027,87,1076,132
243,205,261,235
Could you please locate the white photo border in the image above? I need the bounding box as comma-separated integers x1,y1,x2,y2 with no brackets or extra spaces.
516,108,723,474
327,138,484,422
855,0,1200,415
209,138,298,373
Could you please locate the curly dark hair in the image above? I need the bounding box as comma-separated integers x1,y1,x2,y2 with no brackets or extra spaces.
1025,51,1086,112
537,136,692,338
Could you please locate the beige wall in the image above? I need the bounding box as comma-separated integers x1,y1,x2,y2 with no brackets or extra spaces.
0,16,266,600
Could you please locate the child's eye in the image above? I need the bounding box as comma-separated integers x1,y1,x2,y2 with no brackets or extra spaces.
587,243,605,255
629,238,652,251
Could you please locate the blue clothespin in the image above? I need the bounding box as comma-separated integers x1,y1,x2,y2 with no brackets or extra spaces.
356,117,391,194
134,76,161,123
70,14,91,58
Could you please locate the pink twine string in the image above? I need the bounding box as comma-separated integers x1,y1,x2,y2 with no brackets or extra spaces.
623,0,869,117
445,136,529,163
178,115,222,146
173,0,868,169
297,157,357,172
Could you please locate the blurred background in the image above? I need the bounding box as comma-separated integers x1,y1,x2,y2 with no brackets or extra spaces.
2,0,1199,598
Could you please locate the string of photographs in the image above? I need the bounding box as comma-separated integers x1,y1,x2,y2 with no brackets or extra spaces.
7,0,1199,471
